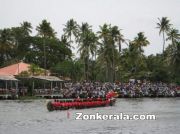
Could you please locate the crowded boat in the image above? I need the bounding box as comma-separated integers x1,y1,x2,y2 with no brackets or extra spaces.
47,91,116,111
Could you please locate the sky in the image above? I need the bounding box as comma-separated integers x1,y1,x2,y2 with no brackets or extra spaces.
0,0,180,56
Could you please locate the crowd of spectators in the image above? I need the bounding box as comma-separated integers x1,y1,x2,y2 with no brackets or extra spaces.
5,80,177,98
60,81,179,98
115,82,178,97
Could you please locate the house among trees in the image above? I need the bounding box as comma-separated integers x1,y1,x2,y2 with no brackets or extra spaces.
0,62,64,98
0,75,19,99
0,62,29,98
0,62,30,76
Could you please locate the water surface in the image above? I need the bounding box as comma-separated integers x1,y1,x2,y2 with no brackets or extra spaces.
0,98,180,134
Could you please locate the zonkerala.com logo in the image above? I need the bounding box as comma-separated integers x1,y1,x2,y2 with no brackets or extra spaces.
75,112,156,120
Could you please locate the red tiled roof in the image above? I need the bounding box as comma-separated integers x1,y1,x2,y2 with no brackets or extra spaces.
0,62,30,76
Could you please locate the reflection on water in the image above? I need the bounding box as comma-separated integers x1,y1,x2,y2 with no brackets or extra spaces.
0,98,180,134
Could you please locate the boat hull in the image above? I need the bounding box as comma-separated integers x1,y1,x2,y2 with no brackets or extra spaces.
47,98,116,111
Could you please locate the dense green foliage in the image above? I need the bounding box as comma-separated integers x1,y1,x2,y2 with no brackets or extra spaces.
0,18,179,84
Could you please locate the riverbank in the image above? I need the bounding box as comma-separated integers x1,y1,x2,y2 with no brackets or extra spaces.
18,96,44,100
0,95,180,100
0,95,44,100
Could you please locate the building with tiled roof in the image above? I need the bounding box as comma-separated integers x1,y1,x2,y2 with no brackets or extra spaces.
0,62,30,76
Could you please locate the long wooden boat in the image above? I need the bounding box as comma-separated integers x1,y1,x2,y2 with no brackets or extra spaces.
47,91,117,111
47,98,116,111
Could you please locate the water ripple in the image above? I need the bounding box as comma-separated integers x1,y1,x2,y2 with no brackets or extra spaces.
0,98,180,134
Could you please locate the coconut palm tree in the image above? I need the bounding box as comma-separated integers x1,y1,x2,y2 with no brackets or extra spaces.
97,43,112,82
132,32,150,53
10,22,32,61
77,23,97,80
98,24,110,80
98,24,110,44
20,21,32,37
109,25,129,81
110,25,121,81
97,24,116,82
167,28,180,46
77,22,92,55
172,42,180,66
60,35,71,47
157,17,171,53
36,19,56,75
117,31,128,53
168,41,180,79
36,19,56,38
128,32,149,76
63,19,79,47
0,28,14,65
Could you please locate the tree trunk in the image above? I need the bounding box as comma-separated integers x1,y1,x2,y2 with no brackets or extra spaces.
112,45,115,82
87,57,89,81
43,37,47,75
162,32,165,53
118,40,122,53
108,64,111,82
95,49,97,61
84,57,89,81
106,63,108,82
84,58,86,80
172,38,174,47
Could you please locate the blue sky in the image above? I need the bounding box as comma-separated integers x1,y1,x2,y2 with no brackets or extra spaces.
0,0,180,56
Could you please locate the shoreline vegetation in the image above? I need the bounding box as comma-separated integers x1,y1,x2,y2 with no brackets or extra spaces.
0,17,180,87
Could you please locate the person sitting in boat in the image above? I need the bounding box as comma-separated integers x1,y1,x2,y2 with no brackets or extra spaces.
75,96,81,102
97,96,102,101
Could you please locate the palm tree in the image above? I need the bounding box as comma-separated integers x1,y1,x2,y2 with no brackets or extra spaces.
167,28,180,46
117,30,130,53
60,35,71,48
77,23,97,80
36,19,56,38
98,24,110,80
118,31,128,53
10,22,32,61
132,32,150,53
167,41,180,79
20,21,32,37
77,22,92,55
110,25,121,81
36,19,56,75
129,32,149,76
172,42,180,65
98,24,116,82
157,17,171,53
63,19,79,47
60,35,71,60
98,24,110,44
0,29,14,65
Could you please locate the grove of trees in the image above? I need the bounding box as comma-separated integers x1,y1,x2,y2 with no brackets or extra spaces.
0,17,180,84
